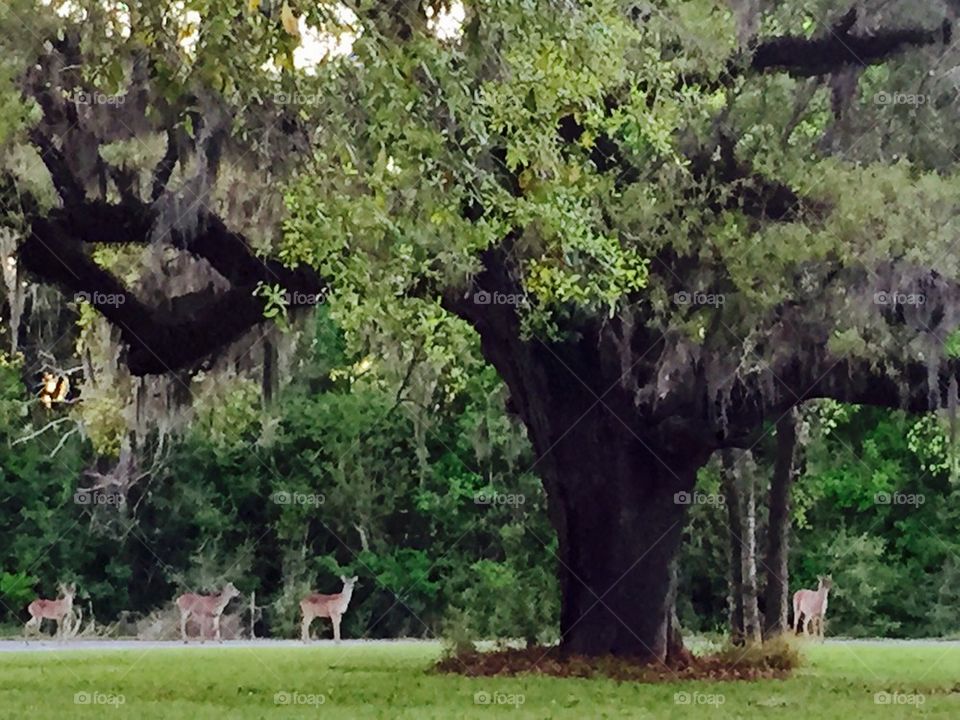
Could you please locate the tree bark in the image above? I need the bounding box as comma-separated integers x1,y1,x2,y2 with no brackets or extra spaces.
720,451,745,643
545,422,707,661
262,335,277,406
738,453,763,645
666,556,693,666
763,409,797,638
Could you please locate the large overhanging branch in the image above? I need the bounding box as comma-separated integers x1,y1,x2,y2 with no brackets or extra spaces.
673,266,960,446
689,340,960,451
16,193,325,375
553,113,814,222
769,272,960,417
551,9,950,217
745,10,951,78
11,27,325,377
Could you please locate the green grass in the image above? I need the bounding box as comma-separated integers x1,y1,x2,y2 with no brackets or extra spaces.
1,641,960,718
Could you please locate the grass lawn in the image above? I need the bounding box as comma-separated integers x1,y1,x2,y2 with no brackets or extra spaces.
1,640,959,718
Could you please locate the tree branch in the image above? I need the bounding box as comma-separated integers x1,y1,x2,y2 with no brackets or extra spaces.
151,128,180,202
27,129,85,207
18,201,326,376
747,12,950,78
12,416,72,446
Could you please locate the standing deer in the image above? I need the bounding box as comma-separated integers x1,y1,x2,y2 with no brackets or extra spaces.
793,575,833,639
175,582,240,643
25,582,81,639
300,575,358,644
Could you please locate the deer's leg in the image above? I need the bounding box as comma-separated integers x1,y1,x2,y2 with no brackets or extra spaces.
214,613,222,643
180,611,189,644
332,614,341,644
301,614,311,643
23,616,35,645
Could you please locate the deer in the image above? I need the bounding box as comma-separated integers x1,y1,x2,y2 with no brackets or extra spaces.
175,582,240,643
793,575,833,640
25,582,81,639
300,575,358,644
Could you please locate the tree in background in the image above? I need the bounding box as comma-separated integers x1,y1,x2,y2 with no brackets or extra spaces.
763,409,800,638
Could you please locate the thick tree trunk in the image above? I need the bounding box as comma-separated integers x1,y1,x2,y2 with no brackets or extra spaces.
547,430,707,662
720,451,745,643
763,410,798,638
448,248,713,662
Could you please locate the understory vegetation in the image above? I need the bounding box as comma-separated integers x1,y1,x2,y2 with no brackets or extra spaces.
2,306,960,642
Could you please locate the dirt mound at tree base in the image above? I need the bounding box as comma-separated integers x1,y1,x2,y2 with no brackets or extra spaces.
436,640,800,682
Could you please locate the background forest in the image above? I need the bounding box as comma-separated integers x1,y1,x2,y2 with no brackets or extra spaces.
2,296,959,642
